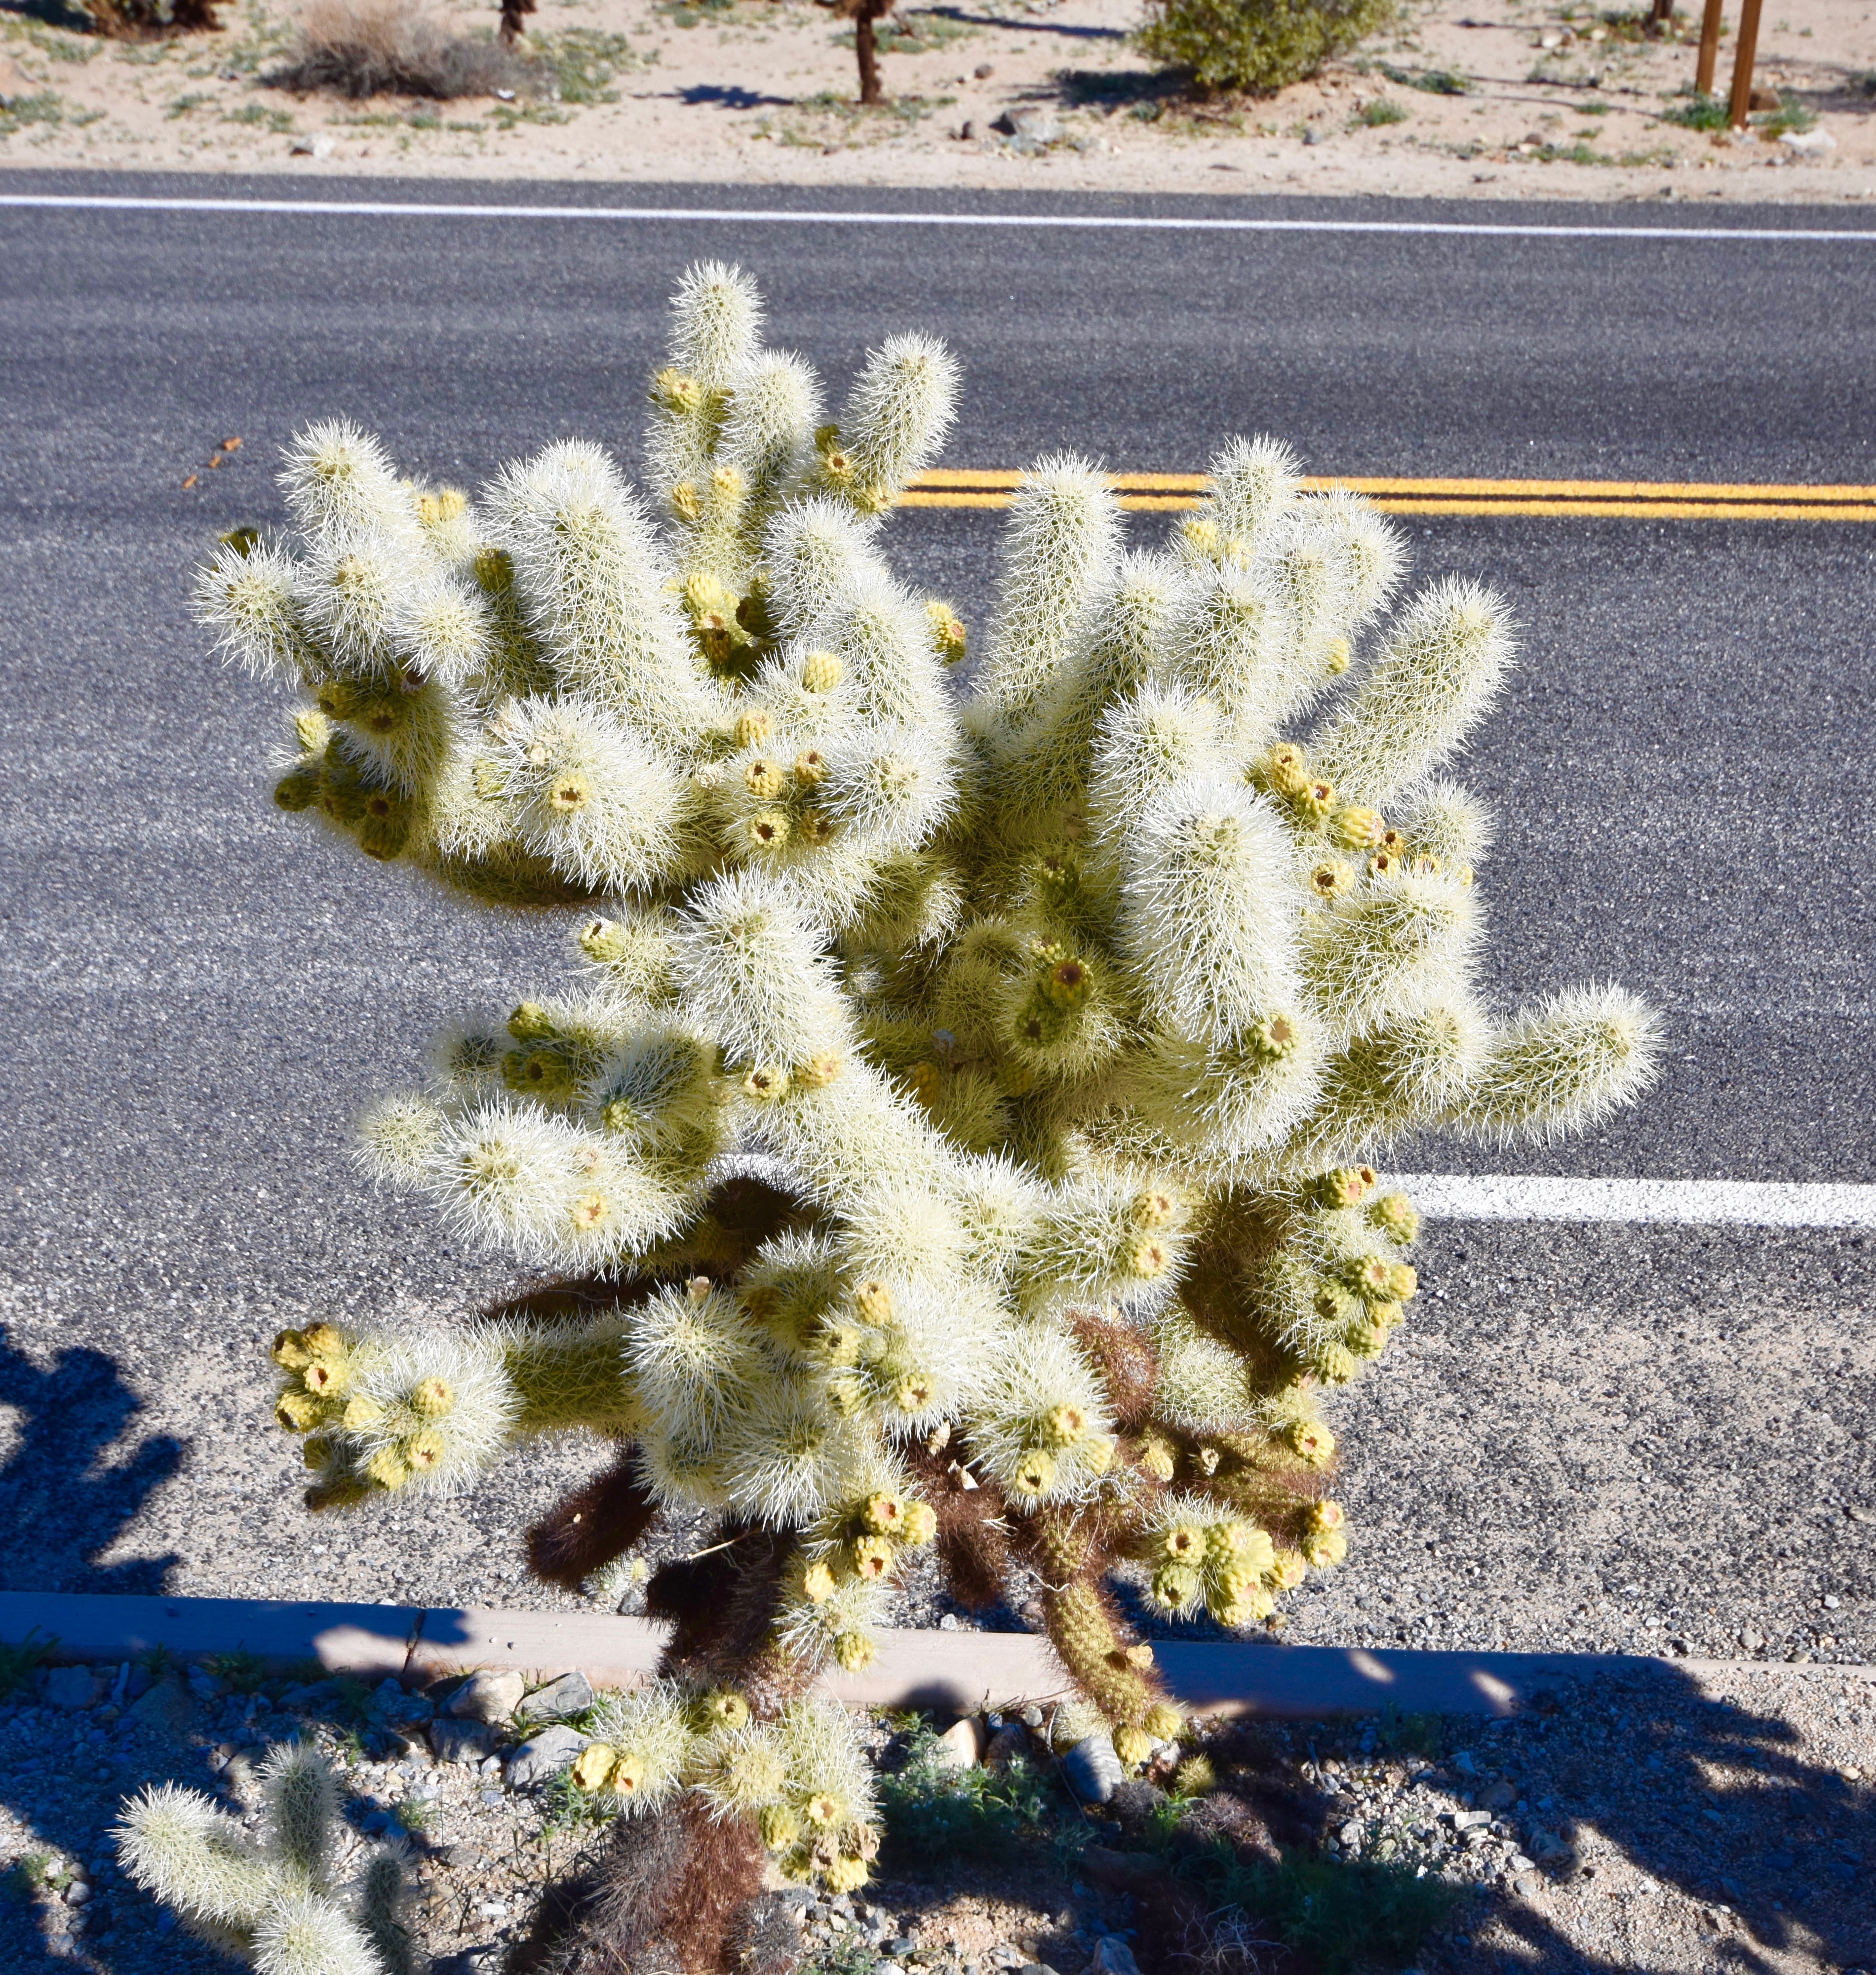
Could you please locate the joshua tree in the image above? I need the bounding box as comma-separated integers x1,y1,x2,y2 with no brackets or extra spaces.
116,1745,420,1975
199,262,1656,1968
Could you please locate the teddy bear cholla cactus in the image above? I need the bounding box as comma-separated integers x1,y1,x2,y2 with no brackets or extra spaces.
115,1745,418,1975
203,263,1655,1946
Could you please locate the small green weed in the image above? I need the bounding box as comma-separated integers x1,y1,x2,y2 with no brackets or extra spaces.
1660,88,1728,128
1755,90,1814,135
208,1649,269,1695
1375,1707,1443,1760
165,90,212,117
833,9,976,55
0,91,64,135
538,1771,612,1836
1578,98,1613,113
223,103,296,131
659,0,736,23
0,1854,51,1904
877,1728,1057,1865
0,1630,56,1701
2,21,98,64
531,27,641,104
394,1796,434,1834
802,1939,887,1975
1356,96,1407,124
1382,62,1468,94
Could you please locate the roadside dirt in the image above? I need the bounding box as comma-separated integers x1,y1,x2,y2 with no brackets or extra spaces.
2,0,1872,202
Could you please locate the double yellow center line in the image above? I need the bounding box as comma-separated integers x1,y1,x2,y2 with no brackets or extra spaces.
898,470,1876,522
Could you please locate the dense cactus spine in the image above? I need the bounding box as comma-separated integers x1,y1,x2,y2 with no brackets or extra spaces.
205,263,1657,1968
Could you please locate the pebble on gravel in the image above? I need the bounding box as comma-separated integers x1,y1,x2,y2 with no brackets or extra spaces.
430,1717,498,1766
43,1668,106,1711
1062,1732,1125,1805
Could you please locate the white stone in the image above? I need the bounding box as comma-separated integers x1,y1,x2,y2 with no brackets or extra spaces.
448,1669,526,1723
929,1717,984,1770
290,135,335,159
1780,128,1836,155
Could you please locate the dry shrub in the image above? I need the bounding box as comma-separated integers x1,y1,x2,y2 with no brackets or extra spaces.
270,0,526,99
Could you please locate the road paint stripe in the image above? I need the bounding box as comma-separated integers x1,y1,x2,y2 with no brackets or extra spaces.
1393,1174,1876,1228
899,471,1876,520
3,192,1875,243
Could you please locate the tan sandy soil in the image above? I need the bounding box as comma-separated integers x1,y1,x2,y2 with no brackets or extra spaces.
1,0,1873,203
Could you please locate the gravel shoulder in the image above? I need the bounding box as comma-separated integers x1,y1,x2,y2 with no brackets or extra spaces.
1,0,1872,204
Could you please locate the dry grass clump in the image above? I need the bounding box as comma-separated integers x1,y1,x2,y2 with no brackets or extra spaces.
269,0,528,100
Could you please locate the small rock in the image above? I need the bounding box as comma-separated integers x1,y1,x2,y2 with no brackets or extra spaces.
1062,1732,1126,1805
1020,1705,1044,1729
984,1724,1029,1766
993,106,1062,144
1480,1780,1517,1811
974,61,994,78
449,1671,526,1724
883,1942,918,1961
1448,1809,1492,1830
958,119,977,141
1339,1818,1365,1848
64,1881,91,1906
1302,126,1326,145
128,1677,194,1739
1782,128,1837,155
930,1718,984,1770
1510,1851,1535,1870
522,1671,593,1721
289,134,335,159
1452,1751,1478,1777
505,1724,590,1790
44,1668,105,1711
430,1718,497,1766
478,1788,505,1808
1089,1940,1143,1975
371,1679,435,1728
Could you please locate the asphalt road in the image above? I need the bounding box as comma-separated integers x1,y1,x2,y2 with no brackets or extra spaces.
0,176,1870,1670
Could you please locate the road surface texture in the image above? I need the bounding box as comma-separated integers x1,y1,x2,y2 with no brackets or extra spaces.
0,176,1871,1683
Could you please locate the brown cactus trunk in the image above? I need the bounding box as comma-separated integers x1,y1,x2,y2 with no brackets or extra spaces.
854,0,890,105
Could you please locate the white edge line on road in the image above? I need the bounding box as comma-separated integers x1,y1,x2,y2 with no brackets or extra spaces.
709,1152,1875,1229
1390,1174,1876,1228
1,192,1874,242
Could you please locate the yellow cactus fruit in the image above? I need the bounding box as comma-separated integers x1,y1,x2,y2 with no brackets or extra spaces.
1345,1255,1395,1300
824,1854,870,1894
760,1805,801,1851
364,1446,410,1492
301,1358,348,1398
855,1279,895,1323
861,1491,908,1537
852,1534,896,1580
1267,1548,1308,1592
1181,515,1221,559
302,1323,345,1358
1329,805,1383,850
792,748,829,788
1213,1580,1276,1627
1313,1166,1375,1210
926,600,968,663
892,1373,934,1413
1206,1521,1252,1561
820,448,856,487
1160,1523,1206,1563
1124,1642,1156,1669
1349,1321,1389,1360
275,1390,322,1433
1011,1448,1057,1498
744,809,791,853
741,1064,791,1103
1150,1562,1200,1611
547,772,591,814
274,770,320,812
1369,1301,1405,1331
1386,1262,1418,1302
733,710,772,750
834,1630,877,1673
1143,1701,1184,1740
653,367,702,413
801,649,844,693
411,1377,455,1420
906,1061,942,1106
579,916,627,963
704,1690,751,1733
1325,635,1352,674
404,1429,446,1474
901,1501,938,1546
1287,1420,1336,1467
805,1791,842,1829
608,1751,648,1800
1296,778,1336,822
1260,741,1310,801
1247,1014,1299,1062
1310,859,1354,899
1368,1192,1420,1243
827,1375,868,1417
342,1394,385,1431
570,1744,618,1793
1134,1186,1179,1229
1043,1403,1089,1449
744,758,785,801
1175,1753,1218,1797
711,464,745,508
1308,1500,1345,1536
1368,849,1399,880
795,1050,844,1089
1129,1236,1172,1281
1303,1525,1349,1568
1137,1436,1177,1483
1113,1724,1156,1767
1083,1435,1116,1477
802,1560,838,1604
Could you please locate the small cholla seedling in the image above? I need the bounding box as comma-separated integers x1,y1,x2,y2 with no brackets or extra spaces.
203,263,1657,1969
116,1744,419,1975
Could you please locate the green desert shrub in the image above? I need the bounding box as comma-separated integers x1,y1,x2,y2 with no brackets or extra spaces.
1136,0,1395,93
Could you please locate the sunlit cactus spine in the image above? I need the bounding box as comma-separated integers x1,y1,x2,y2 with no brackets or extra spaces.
115,1745,418,1975
203,261,1658,1970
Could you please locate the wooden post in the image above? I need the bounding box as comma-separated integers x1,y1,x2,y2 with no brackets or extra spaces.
1695,0,1724,94
1727,0,1764,128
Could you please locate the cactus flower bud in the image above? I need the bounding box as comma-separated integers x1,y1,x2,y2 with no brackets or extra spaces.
570,1744,618,1792
834,1630,876,1672
801,650,844,693
1011,1448,1057,1497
